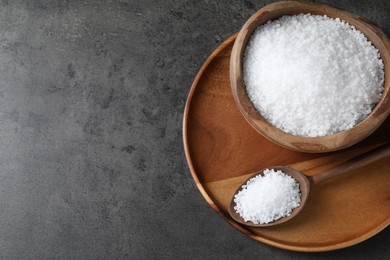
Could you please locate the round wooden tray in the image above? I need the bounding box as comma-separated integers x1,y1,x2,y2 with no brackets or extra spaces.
183,34,390,252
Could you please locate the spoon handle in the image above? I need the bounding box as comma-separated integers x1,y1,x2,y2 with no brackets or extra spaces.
311,142,390,186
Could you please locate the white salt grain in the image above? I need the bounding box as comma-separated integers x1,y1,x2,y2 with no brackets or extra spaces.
243,14,384,137
234,169,301,224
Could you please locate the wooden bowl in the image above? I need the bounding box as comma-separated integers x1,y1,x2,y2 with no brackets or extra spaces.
230,1,390,153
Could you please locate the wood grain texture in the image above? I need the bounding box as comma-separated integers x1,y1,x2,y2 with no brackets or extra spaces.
229,1,390,153
183,35,390,252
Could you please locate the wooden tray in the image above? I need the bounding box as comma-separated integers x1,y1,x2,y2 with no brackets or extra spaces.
183,34,390,252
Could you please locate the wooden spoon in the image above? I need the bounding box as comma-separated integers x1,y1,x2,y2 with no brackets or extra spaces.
228,142,390,227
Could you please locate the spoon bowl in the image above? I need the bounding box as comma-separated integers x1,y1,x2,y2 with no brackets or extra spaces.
228,166,310,227
229,142,390,227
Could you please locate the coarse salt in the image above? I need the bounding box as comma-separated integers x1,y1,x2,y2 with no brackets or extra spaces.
243,14,384,137
234,169,301,224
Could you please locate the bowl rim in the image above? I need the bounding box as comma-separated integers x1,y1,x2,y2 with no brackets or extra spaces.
230,1,390,153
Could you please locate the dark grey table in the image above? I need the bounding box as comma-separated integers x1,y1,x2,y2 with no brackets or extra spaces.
0,0,388,259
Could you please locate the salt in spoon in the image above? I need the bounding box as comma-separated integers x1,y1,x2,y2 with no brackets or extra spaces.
228,142,390,227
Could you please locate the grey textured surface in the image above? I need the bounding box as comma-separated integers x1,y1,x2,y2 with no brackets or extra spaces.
0,0,388,259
